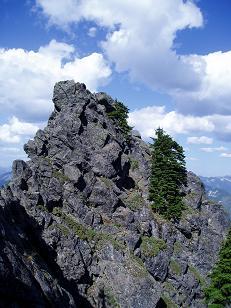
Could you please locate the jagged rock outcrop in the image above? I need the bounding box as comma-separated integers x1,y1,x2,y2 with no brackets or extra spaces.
0,80,230,307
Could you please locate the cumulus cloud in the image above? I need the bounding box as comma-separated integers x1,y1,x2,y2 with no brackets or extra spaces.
35,0,84,28
187,136,213,145
36,0,204,92
128,106,214,139
35,0,231,116
128,106,231,141
175,51,231,115
0,40,111,121
36,0,203,29
0,117,39,144
200,146,227,153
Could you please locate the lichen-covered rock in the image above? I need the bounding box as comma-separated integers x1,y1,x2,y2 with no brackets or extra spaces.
0,80,229,307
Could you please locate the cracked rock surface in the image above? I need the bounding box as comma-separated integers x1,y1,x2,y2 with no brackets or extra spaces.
0,80,230,307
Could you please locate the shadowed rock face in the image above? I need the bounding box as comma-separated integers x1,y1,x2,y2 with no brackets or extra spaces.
0,80,230,307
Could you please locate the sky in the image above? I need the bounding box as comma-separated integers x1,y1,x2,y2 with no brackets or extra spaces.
1,0,231,176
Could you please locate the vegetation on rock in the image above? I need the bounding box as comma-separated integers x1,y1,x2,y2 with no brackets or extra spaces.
205,228,231,307
107,100,132,137
169,259,182,276
189,266,206,289
129,157,139,171
122,190,144,210
140,236,167,257
0,81,229,307
149,128,187,220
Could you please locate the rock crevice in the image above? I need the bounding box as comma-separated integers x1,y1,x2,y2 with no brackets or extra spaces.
0,81,229,307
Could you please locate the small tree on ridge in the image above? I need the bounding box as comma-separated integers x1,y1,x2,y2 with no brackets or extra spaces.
205,228,231,307
108,100,132,138
149,128,187,220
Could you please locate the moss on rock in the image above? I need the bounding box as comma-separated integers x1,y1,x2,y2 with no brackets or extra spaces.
140,236,167,257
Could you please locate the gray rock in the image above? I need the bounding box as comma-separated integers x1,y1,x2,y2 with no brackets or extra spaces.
0,80,229,307
64,162,82,183
132,129,142,139
91,142,123,178
145,251,169,282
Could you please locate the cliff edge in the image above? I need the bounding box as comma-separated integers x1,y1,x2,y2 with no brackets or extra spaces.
0,80,229,307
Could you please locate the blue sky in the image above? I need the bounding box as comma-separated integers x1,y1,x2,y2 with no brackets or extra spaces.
1,0,231,176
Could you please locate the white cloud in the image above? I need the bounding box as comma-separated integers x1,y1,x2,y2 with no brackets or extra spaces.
220,153,231,158
88,27,97,37
0,40,111,121
187,136,213,145
175,51,231,115
36,0,203,29
36,0,204,92
35,1,231,116
0,146,27,168
129,106,231,141
128,106,214,139
0,117,39,144
206,114,231,141
35,0,84,28
200,146,227,153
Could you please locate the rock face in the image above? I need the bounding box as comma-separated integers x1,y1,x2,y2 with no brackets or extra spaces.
0,80,230,307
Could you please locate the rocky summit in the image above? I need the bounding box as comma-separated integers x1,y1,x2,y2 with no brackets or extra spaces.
0,80,230,308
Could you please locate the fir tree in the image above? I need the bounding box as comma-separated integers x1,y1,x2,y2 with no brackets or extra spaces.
149,128,187,220
205,228,231,307
108,100,132,138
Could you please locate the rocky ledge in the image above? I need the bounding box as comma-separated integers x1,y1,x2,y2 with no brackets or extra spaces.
0,80,230,307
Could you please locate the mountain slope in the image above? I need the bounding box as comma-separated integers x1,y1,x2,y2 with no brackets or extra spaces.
200,176,231,215
0,171,11,187
0,80,229,307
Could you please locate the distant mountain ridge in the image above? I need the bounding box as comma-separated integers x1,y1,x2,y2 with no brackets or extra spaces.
0,170,11,187
200,175,231,215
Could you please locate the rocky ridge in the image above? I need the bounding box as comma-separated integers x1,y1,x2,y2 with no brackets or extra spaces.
0,80,229,307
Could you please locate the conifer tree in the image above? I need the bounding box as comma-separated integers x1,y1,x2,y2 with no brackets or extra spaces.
108,100,131,137
149,128,187,220
205,228,231,307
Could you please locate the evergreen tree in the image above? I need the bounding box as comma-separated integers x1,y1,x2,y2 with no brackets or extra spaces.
205,228,231,307
108,100,132,138
149,128,187,220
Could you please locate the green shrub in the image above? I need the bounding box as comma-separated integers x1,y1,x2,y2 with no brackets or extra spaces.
140,236,166,257
127,253,149,278
37,204,49,212
100,177,113,188
161,295,178,308
44,156,52,164
52,207,63,217
129,158,139,171
56,224,70,236
189,266,206,289
107,100,132,138
205,229,231,307
163,281,176,292
122,191,144,210
170,259,181,276
52,170,69,182
173,241,183,254
104,288,120,308
64,214,97,241
52,207,125,249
